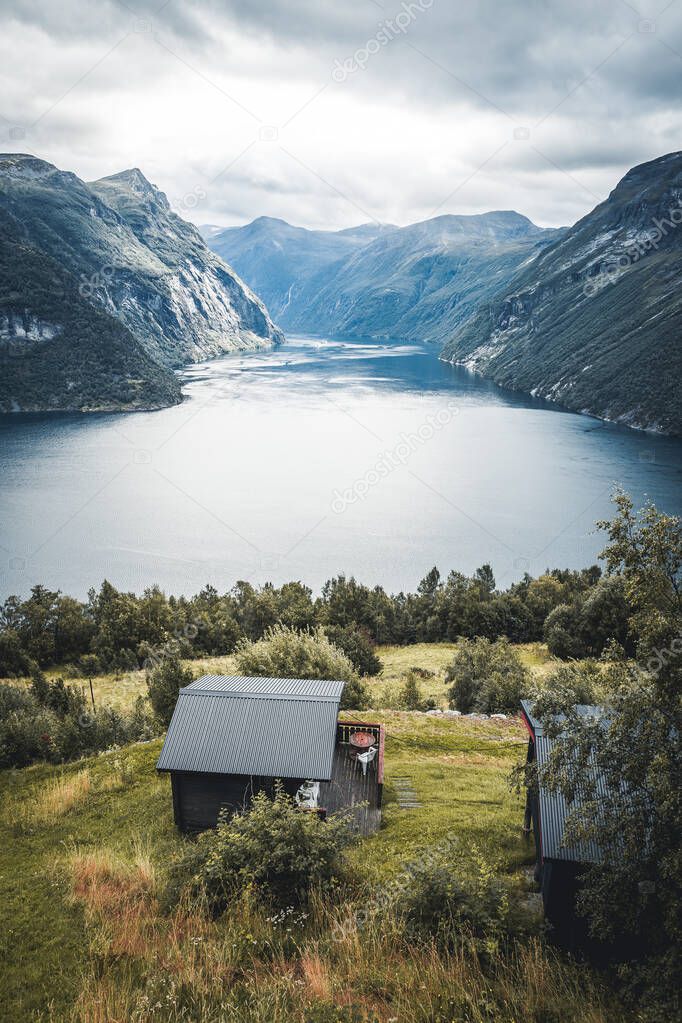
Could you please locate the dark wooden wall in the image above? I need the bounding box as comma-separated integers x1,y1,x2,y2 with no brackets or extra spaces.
170,771,302,832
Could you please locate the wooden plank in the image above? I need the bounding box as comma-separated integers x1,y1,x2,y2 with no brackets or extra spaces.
319,741,381,836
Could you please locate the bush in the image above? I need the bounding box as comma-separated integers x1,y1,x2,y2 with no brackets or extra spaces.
30,667,86,717
536,661,604,705
399,671,428,711
235,625,369,710
446,637,529,714
167,787,352,915
324,626,383,677
397,848,510,951
0,688,61,767
0,679,159,768
147,656,195,726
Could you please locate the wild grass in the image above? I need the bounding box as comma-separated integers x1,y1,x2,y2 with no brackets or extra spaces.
8,768,92,829
2,641,560,715
0,707,625,1022
64,883,617,1023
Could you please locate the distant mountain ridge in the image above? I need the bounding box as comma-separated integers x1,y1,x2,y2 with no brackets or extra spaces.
440,151,682,436
0,154,282,412
207,216,397,326
207,211,561,344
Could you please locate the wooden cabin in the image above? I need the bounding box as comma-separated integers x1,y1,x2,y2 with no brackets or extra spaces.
157,674,384,834
520,699,604,951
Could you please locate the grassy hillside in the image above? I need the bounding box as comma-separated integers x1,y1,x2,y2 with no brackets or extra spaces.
6,642,560,713
441,152,682,435
0,711,621,1022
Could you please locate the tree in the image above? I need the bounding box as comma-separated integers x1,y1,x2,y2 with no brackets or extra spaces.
235,625,369,709
474,563,496,598
543,603,586,659
399,671,427,711
0,628,32,676
446,637,529,714
532,495,682,1016
15,585,61,665
324,625,383,677
596,491,682,655
147,655,194,726
544,575,632,660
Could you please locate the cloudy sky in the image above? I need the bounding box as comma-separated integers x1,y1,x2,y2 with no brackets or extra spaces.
1,0,680,229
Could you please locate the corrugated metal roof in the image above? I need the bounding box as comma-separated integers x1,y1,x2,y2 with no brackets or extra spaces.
521,699,602,738
521,700,605,865
156,675,345,780
184,674,345,700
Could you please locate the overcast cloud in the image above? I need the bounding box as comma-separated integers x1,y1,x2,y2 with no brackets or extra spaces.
1,0,680,229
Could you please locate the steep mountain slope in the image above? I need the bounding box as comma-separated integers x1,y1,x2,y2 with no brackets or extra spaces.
208,212,561,343
288,212,562,343
0,211,181,413
441,152,682,435
207,217,395,323
0,155,282,375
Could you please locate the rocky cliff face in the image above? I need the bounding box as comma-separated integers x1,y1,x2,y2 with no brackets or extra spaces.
0,209,183,413
0,155,282,372
440,152,682,436
88,169,283,365
0,154,283,413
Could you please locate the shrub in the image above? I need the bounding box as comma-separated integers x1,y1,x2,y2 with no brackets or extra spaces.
0,681,158,768
167,787,352,915
446,637,529,714
235,625,369,710
0,682,34,717
535,660,604,705
0,696,61,767
324,626,383,677
30,667,86,717
147,655,194,726
78,653,102,678
397,848,510,951
399,671,428,711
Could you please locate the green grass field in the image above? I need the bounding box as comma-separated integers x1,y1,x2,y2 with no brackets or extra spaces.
3,641,561,713
0,661,623,1022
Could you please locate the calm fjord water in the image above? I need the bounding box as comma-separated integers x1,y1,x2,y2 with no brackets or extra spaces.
1,337,681,600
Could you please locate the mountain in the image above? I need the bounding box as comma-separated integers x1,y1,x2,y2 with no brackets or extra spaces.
440,152,682,436
208,212,561,343
0,209,181,413
208,216,396,324
0,155,282,412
